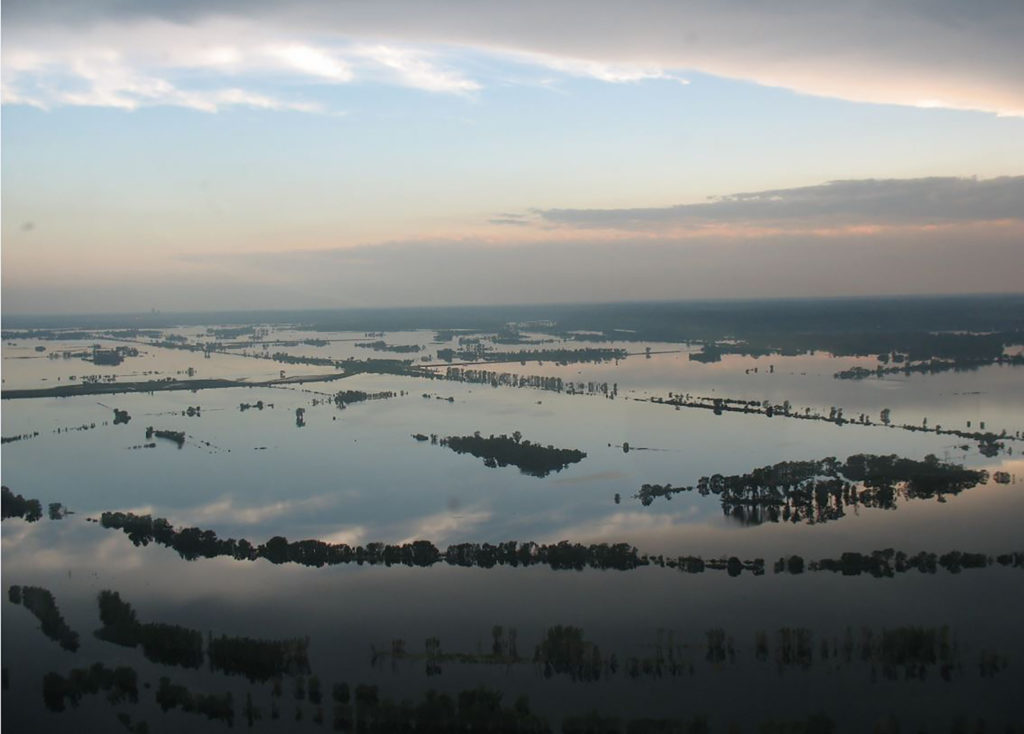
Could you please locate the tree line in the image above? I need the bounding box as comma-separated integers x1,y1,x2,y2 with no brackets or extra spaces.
95,511,1022,579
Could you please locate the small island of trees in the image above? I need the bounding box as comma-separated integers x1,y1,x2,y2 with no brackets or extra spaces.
144,427,185,448
430,431,586,477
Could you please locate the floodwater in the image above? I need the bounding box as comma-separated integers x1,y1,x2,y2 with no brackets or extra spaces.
2,324,1022,732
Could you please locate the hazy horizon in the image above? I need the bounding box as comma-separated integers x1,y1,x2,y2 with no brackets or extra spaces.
4,291,1024,325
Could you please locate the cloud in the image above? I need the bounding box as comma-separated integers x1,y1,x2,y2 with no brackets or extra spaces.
179,494,336,527
3,1,1023,114
397,509,493,545
1,17,478,111
537,176,1024,231
351,44,480,94
489,217,531,227
270,44,353,82
516,52,688,85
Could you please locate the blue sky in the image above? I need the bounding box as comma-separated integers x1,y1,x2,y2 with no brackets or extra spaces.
2,1,1022,312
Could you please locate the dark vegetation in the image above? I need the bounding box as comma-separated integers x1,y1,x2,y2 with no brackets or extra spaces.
96,511,1021,579
92,588,310,681
2,371,349,400
834,352,1024,380
8,585,80,651
207,326,255,339
435,432,587,477
377,621,1001,690
644,393,1019,454
635,454,989,526
209,634,311,682
98,511,646,570
330,684,550,733
1,430,40,444
436,347,627,365
439,366,618,398
95,590,204,668
88,346,139,366
355,340,422,353
689,329,1023,365
42,663,138,712
333,389,398,406
144,426,185,448
1,485,43,521
27,615,1018,730
791,548,1016,576
156,676,234,726
535,625,604,682
443,367,567,392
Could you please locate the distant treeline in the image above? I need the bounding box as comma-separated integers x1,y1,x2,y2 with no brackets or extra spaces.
7,294,1020,335
834,352,1024,380
97,512,644,570
268,351,427,377
1,431,40,444
436,347,627,365
96,511,1021,579
439,367,616,397
435,432,586,477
686,329,1024,364
355,340,422,353
635,453,990,525
207,326,255,339
271,351,336,366
645,393,1017,455
333,389,398,407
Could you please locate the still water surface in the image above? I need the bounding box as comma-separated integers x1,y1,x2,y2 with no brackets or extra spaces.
3,327,1022,732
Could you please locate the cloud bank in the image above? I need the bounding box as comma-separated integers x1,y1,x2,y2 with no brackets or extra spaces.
3,1,1023,115
537,176,1024,231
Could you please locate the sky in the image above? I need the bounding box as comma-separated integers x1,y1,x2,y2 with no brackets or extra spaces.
2,0,1022,314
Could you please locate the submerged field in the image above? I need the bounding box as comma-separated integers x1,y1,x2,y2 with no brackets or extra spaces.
3,298,1023,732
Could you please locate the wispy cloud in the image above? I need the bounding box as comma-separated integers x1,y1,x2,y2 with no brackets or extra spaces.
352,44,480,95
180,495,336,527
1,18,480,112
517,52,688,85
